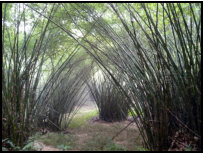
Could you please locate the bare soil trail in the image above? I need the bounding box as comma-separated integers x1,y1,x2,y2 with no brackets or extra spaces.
33,103,142,151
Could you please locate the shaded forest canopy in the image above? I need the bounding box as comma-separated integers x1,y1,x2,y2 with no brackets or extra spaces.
2,3,201,151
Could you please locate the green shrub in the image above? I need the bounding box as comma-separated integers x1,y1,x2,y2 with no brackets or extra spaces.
88,73,129,122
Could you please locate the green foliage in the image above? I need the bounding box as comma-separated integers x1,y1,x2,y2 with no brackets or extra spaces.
21,142,34,151
2,2,201,151
6,140,15,148
2,3,57,146
40,50,92,131
2,138,35,151
75,3,201,150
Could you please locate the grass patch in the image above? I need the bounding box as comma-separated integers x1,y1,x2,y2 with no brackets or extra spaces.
36,132,76,149
69,109,98,128
104,142,127,151
81,135,127,151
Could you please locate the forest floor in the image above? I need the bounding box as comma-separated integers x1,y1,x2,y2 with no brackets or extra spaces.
32,105,144,151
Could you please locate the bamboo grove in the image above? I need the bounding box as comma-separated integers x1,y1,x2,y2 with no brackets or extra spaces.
2,3,201,151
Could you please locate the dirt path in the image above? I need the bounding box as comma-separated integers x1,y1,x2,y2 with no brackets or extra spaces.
68,117,141,151
33,120,141,151
33,105,142,151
